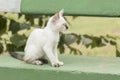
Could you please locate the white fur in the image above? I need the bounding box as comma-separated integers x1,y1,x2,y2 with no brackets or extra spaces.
24,10,67,67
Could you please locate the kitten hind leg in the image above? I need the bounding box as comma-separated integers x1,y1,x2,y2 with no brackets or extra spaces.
25,58,48,65
26,59,43,65
32,60,43,65
38,58,48,64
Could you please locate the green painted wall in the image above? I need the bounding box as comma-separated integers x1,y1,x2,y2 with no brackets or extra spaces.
0,67,120,80
0,54,120,80
21,0,120,17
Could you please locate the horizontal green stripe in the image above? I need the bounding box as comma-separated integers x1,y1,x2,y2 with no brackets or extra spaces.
0,54,120,80
21,0,120,17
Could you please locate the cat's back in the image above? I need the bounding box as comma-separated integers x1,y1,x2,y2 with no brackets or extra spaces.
26,28,46,46
27,28,45,42
29,28,44,37
32,28,43,33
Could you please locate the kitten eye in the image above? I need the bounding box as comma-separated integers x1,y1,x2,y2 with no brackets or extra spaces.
63,23,66,26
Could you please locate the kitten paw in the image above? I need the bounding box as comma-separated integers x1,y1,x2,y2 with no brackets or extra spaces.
51,61,64,67
58,61,64,66
32,60,43,65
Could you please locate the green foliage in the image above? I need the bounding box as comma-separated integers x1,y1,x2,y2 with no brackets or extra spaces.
59,33,120,56
0,16,7,34
0,13,120,57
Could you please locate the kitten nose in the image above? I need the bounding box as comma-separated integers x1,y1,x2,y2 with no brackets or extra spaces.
65,25,68,29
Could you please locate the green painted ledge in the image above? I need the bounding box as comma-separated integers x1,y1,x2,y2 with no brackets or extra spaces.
0,54,120,80
21,0,120,17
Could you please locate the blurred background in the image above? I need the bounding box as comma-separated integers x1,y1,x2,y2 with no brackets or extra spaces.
0,12,120,57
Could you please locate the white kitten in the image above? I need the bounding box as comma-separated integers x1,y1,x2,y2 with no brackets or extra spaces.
10,9,68,67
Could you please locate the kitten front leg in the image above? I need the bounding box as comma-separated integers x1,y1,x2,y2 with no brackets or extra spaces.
43,43,62,67
53,45,64,66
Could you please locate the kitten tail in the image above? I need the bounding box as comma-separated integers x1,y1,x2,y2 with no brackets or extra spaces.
10,52,24,61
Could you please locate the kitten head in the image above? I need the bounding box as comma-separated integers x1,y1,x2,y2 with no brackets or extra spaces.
48,9,68,32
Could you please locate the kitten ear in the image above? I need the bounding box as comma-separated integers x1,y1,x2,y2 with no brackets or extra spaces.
52,13,60,21
52,9,64,21
59,9,64,16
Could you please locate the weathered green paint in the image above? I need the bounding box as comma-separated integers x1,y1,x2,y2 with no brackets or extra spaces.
21,0,120,17
0,54,120,80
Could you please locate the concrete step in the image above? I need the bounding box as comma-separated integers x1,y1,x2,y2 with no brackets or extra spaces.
0,53,120,80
